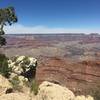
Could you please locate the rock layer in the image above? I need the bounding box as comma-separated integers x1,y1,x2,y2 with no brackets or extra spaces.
36,57,100,94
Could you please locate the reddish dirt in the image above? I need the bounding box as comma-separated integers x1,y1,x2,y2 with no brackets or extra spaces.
6,37,53,48
36,57,100,94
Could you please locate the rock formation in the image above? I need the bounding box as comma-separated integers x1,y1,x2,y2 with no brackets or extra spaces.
0,55,38,99
0,77,94,100
36,81,94,100
37,81,75,100
0,55,98,100
0,93,31,100
0,75,12,96
36,57,100,94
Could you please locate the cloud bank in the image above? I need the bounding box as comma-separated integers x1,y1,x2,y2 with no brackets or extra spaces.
4,24,100,34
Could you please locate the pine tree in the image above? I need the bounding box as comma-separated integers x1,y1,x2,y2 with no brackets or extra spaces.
0,7,18,46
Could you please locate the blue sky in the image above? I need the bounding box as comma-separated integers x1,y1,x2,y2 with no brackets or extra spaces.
0,0,100,33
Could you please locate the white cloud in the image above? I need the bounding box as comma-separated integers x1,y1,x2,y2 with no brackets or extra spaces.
4,24,100,34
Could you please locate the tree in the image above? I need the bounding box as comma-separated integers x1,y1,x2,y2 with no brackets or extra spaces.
0,7,18,46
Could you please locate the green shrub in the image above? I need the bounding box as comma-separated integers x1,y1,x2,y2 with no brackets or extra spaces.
23,56,30,65
0,54,11,78
11,56,18,62
90,86,100,100
10,76,22,92
30,80,39,95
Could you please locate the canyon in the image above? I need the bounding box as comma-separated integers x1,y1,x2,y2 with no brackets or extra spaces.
3,33,100,95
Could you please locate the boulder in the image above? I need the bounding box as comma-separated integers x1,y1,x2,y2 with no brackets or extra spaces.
36,81,75,100
0,75,12,96
36,81,94,100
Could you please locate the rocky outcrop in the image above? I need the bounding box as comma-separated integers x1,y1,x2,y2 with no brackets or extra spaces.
37,81,75,100
36,81,94,100
0,93,31,100
0,76,94,100
0,75,12,96
36,57,100,94
0,56,38,99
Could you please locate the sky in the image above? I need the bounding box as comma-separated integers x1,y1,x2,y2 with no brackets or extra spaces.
0,0,100,34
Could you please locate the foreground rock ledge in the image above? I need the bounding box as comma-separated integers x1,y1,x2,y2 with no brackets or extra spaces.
36,81,94,100
0,93,30,100
0,75,12,96
0,79,94,100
